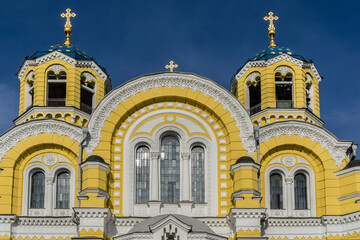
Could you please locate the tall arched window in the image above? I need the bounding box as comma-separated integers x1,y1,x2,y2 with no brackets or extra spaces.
305,74,314,112
294,173,307,209
135,146,150,203
270,173,283,209
47,70,67,106
25,71,35,110
247,75,261,115
191,146,205,203
275,70,293,108
80,73,96,114
56,172,70,209
30,172,45,208
160,136,180,203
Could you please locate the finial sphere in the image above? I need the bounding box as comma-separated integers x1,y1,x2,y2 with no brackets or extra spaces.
61,8,76,46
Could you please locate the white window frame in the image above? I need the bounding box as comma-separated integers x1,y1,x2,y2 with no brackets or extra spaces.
122,109,218,217
22,162,75,216
265,164,316,217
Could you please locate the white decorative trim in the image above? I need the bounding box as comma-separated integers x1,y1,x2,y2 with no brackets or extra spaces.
0,119,83,161
17,51,108,82
87,72,255,156
48,65,66,73
275,66,293,74
260,121,352,167
335,166,360,177
235,54,322,83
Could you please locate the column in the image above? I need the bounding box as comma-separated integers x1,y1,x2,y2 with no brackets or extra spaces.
150,152,159,201
181,153,191,201
285,176,293,217
45,176,54,216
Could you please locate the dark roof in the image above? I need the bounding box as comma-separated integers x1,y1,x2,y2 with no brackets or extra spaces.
236,156,255,164
236,46,309,74
128,214,215,234
27,44,107,73
343,160,360,169
85,155,105,163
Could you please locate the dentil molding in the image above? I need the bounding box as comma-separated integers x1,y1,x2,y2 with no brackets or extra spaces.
0,119,83,161
86,72,256,156
259,121,352,167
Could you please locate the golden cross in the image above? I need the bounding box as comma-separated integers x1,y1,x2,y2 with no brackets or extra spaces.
263,12,279,48
165,61,178,72
264,12,278,31
61,8,76,28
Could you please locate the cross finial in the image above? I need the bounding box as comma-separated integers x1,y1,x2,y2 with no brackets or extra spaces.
61,8,76,46
264,12,279,48
165,60,178,72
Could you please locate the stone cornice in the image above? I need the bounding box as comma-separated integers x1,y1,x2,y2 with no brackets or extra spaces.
0,119,83,161
234,54,322,83
86,72,256,156
259,121,352,167
17,51,108,82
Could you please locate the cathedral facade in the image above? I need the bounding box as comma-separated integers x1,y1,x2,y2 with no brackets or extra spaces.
0,10,359,240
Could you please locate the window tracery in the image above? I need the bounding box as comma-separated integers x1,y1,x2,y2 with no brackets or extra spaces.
246,72,261,115
47,66,67,107
25,71,35,110
305,73,314,111
80,72,96,114
275,67,293,108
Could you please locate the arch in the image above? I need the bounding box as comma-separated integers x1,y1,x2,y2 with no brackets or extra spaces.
259,121,352,167
275,66,293,108
86,72,255,156
135,145,150,203
80,72,97,114
191,146,205,203
25,71,35,111
245,72,261,115
122,108,218,216
46,65,67,107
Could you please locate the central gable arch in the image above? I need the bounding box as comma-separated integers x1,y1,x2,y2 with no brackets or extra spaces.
86,72,255,156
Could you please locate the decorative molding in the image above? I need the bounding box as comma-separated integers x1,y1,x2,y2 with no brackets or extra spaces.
43,154,58,166
282,155,296,168
17,51,108,82
275,66,293,74
0,119,83,161
48,65,66,73
260,121,352,167
235,54,322,83
87,73,255,156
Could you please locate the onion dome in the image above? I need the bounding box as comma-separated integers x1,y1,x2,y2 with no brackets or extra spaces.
248,47,308,62
84,155,106,163
236,156,255,164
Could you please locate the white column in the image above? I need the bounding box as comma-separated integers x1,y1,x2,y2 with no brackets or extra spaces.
150,152,159,201
45,176,54,216
181,153,191,201
285,176,293,217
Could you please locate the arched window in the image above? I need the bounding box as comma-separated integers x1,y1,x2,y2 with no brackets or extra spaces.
270,173,283,209
25,71,34,110
275,70,293,108
56,172,70,209
294,173,307,209
247,75,261,115
80,73,96,114
135,146,150,203
47,70,67,106
305,74,314,112
160,136,180,203
30,172,45,208
191,146,205,203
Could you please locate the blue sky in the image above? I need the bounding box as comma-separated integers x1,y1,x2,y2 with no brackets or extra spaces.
0,0,359,146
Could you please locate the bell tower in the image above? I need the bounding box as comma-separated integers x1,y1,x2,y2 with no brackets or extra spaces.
231,12,323,127
15,9,111,127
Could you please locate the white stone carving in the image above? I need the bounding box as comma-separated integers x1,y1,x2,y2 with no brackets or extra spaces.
48,65,66,73
235,54,322,83
260,121,352,167
282,155,296,167
43,154,58,166
0,119,83,161
86,73,255,156
275,66,293,74
246,71,260,82
17,51,108,82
